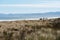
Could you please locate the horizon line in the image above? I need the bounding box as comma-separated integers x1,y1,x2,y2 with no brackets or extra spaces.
0,11,60,14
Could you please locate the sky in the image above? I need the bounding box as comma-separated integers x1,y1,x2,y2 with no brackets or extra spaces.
0,0,60,14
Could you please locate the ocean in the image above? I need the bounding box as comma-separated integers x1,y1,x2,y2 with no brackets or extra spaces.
0,12,60,21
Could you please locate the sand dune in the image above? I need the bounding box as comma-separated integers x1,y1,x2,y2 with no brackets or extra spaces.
0,18,60,40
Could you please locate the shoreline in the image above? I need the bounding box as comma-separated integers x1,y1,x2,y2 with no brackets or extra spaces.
0,17,59,21
0,18,40,21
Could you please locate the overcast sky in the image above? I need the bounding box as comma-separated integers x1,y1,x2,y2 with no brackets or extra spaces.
0,0,60,14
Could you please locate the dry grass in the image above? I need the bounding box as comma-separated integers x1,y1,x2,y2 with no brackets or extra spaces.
0,18,60,40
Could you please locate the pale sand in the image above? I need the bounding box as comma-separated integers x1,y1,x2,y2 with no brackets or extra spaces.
0,18,40,21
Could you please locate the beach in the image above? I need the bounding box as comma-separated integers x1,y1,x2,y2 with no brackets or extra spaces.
0,18,40,21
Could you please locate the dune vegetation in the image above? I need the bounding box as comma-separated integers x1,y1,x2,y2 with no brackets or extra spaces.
0,18,60,40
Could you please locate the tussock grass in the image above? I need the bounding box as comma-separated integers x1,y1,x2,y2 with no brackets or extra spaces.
0,18,60,40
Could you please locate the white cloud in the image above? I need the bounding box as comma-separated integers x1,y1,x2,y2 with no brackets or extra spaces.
0,2,60,13
0,3,60,8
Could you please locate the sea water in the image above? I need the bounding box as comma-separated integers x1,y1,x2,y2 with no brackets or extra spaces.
0,13,59,21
